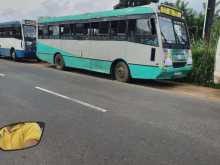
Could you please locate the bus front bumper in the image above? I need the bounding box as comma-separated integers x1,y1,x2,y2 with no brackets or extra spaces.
16,50,36,59
157,65,192,79
129,64,192,80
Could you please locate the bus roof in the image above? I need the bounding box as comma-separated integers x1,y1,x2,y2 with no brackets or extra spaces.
39,6,155,24
0,21,21,28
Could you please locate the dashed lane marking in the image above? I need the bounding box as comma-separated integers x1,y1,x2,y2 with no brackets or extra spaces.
35,86,108,113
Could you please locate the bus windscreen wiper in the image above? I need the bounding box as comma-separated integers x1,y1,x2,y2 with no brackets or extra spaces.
161,32,168,43
173,29,181,44
180,36,187,45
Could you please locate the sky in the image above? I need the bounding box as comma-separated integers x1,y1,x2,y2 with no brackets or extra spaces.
0,0,204,22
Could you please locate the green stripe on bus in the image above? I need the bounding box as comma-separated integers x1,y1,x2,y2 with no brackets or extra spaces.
129,64,162,79
39,6,154,24
37,42,112,74
37,42,192,80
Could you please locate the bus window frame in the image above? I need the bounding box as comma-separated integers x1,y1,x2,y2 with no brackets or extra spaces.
22,25,37,39
158,13,190,49
38,13,159,46
0,25,22,39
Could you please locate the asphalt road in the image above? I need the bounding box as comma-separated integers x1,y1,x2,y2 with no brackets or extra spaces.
0,59,220,165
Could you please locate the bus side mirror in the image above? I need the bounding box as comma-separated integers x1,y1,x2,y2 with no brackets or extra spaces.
0,121,45,151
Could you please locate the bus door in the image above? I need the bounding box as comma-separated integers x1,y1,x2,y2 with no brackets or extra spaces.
22,20,37,54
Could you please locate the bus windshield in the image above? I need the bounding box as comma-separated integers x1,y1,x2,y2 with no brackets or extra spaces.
23,25,36,39
159,16,189,49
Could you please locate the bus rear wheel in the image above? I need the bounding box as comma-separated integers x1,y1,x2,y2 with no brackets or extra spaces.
113,61,130,83
10,49,17,61
54,54,65,70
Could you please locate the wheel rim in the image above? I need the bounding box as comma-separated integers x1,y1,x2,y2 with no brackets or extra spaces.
56,56,61,66
117,66,125,79
12,51,16,60
55,55,64,69
115,63,129,82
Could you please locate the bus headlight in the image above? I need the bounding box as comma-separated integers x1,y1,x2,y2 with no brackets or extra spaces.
187,51,193,65
164,49,172,66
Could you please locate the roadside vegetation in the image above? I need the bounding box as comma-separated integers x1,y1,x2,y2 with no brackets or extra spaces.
114,0,220,87
189,17,220,87
171,0,220,87
192,20,220,86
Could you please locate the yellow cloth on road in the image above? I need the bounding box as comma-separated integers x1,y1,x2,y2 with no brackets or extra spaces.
0,123,42,150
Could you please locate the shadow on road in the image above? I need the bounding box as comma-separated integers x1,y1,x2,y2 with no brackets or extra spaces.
2,58,219,101
49,64,180,89
16,59,40,64
131,79,180,89
0,57,39,64
0,58,183,89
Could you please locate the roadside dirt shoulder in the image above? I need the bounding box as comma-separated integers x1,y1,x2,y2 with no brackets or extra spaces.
156,81,220,102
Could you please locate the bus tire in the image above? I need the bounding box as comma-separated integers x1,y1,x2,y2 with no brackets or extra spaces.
54,54,65,70
10,49,17,61
36,57,42,63
113,61,130,83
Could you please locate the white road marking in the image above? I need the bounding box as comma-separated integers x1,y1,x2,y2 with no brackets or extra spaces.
35,86,108,113
0,73,5,77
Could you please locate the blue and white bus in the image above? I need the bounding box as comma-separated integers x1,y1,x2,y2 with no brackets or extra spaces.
37,5,192,82
0,20,37,61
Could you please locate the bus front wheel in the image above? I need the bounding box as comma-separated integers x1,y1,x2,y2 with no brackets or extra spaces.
54,54,65,70
113,61,130,83
10,49,17,61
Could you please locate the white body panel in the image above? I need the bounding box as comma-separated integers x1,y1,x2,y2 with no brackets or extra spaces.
39,39,164,66
215,38,220,83
0,38,23,50
0,38,23,56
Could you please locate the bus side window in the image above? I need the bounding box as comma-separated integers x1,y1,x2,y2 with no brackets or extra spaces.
98,21,109,40
110,21,117,37
75,23,89,39
38,26,44,39
110,20,127,40
136,19,152,35
48,25,59,39
75,24,84,35
13,27,22,39
99,22,110,35
60,24,71,39
84,23,90,37
0,27,6,38
136,18,158,45
117,20,127,35
39,26,49,39
128,19,136,40
70,24,76,37
89,22,99,39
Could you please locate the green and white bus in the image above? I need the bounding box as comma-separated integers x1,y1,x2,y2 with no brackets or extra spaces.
37,4,192,82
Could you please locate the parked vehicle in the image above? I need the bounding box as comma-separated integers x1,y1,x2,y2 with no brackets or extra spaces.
37,5,192,82
0,20,37,61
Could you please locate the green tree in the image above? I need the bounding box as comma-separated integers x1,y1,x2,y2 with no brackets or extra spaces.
114,0,158,9
175,0,194,16
166,0,204,40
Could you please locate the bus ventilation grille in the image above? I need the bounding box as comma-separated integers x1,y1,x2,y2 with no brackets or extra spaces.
173,62,186,68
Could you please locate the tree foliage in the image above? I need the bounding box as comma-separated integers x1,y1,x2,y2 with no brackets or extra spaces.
163,0,204,40
114,0,159,9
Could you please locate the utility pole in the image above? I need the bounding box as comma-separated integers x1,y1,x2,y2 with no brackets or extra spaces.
203,0,216,41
